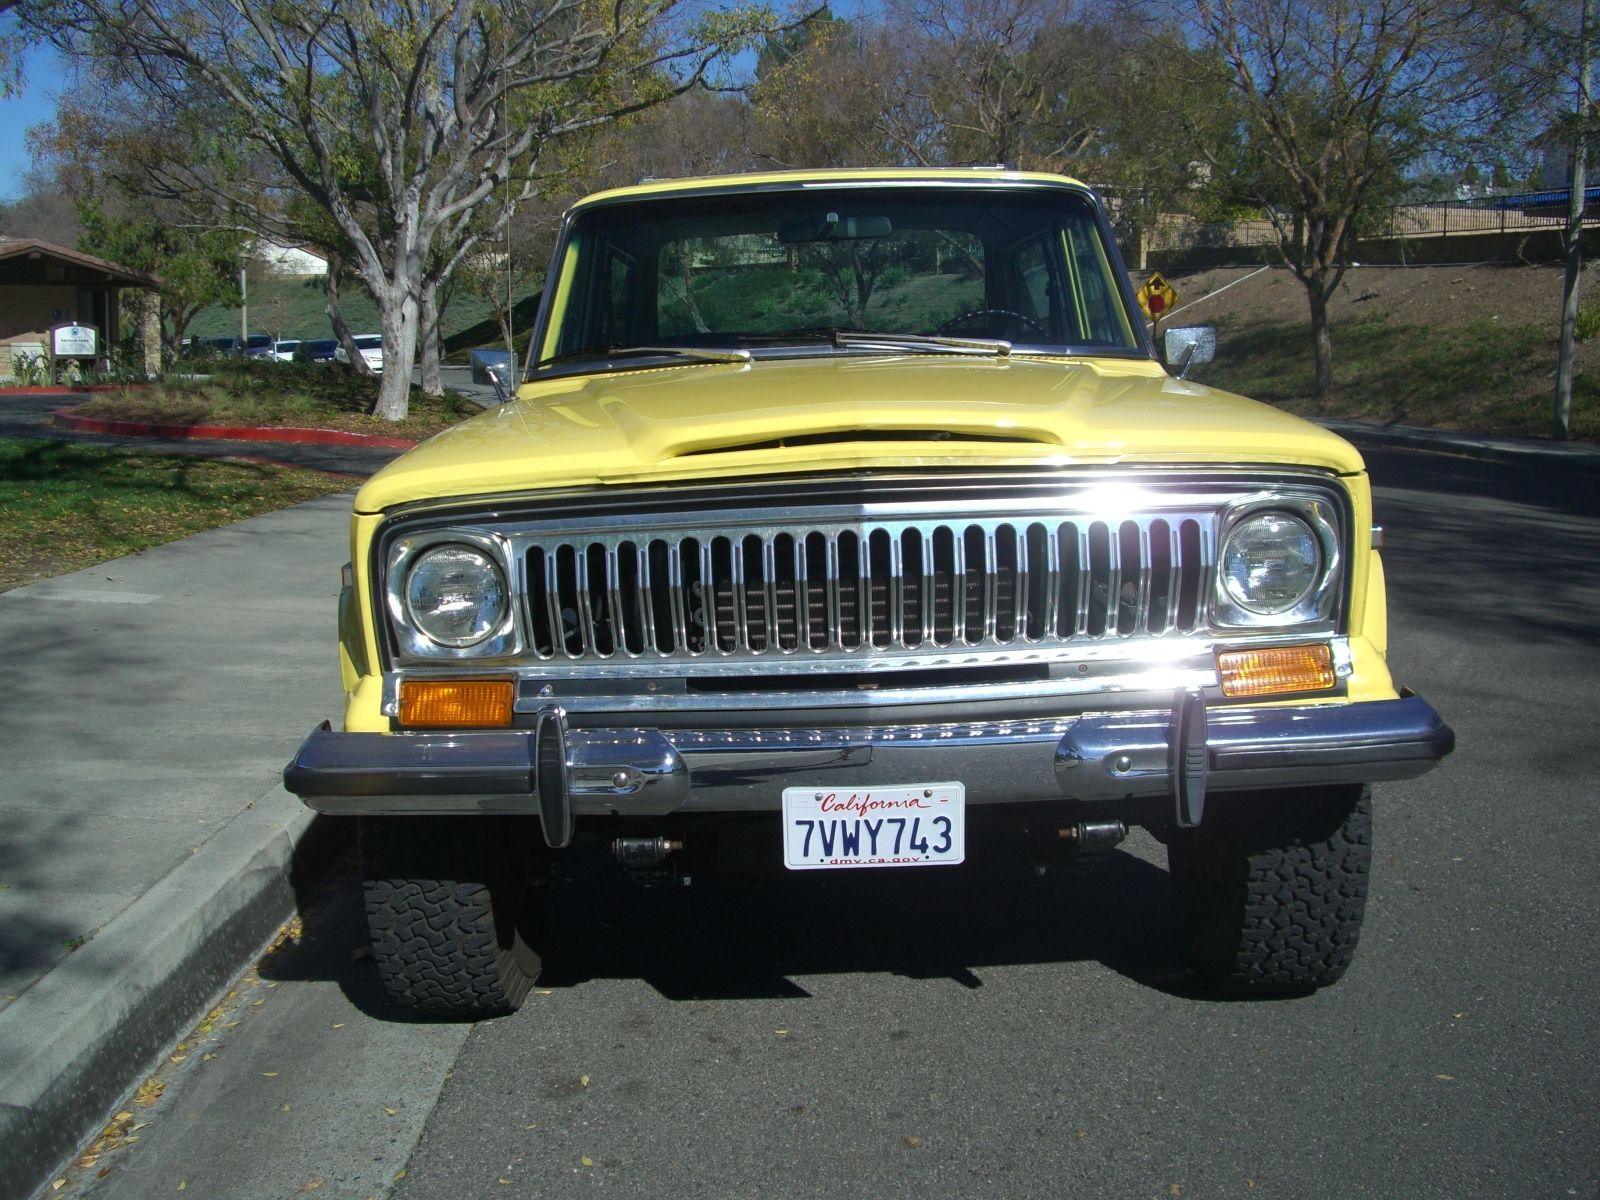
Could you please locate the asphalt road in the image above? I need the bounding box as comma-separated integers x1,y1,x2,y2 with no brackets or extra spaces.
43,448,1600,1200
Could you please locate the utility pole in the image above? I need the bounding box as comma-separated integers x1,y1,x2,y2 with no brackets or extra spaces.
239,260,248,346
1556,0,1595,440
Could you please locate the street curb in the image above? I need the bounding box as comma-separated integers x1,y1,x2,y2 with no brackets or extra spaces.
1319,419,1600,475
0,790,352,1200
52,408,420,450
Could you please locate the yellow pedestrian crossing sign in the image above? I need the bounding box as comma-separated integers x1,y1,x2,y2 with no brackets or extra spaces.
1137,272,1179,320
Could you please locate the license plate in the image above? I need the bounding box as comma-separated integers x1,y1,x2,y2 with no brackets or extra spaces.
781,783,965,870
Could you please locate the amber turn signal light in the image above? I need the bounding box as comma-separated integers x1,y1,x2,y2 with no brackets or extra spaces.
1216,643,1335,699
399,679,515,728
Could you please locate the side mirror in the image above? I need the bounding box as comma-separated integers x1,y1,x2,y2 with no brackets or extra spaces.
1163,326,1217,380
487,366,510,406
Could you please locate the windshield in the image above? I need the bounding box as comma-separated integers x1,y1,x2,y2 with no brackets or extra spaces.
543,186,1138,368
354,336,383,350
246,335,273,349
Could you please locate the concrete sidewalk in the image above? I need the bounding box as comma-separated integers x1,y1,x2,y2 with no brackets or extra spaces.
0,495,355,1198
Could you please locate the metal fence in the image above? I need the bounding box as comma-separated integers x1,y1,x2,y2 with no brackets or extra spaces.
1146,188,1600,253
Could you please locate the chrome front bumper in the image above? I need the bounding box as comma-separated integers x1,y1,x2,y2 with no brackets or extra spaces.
284,695,1454,837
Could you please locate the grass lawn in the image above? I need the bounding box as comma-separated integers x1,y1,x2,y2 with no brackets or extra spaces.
72,360,481,442
0,438,351,593
1204,317,1599,441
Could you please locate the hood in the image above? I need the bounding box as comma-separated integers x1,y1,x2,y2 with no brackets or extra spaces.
353,354,1365,513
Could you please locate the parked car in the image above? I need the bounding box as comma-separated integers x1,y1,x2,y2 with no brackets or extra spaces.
335,334,384,373
243,333,277,360
274,339,302,362
184,335,239,357
285,169,1455,1017
293,338,339,364
468,348,513,386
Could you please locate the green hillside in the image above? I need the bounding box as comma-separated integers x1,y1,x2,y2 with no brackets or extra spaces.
185,273,539,350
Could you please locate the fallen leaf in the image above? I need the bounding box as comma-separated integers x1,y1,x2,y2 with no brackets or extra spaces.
580,1156,594,1168
282,1103,292,1113
1454,1013,1464,1020
332,1024,345,1029
394,1171,406,1181
499,1179,513,1185
1170,1187,1182,1197
774,1029,789,1037
134,1080,166,1106
536,989,554,996
580,1075,590,1088
169,1054,188,1064
1436,1073,1455,1081
384,1107,398,1116
298,1179,325,1194
177,1183,186,1192
903,1136,922,1149
262,1072,279,1078
97,1168,110,1179
51,1180,66,1191
115,1112,134,1123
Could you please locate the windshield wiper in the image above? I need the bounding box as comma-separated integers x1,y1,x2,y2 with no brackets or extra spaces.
610,345,751,364
535,344,751,369
834,330,1012,358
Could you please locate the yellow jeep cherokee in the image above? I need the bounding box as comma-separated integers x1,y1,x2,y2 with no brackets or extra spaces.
285,168,1453,1015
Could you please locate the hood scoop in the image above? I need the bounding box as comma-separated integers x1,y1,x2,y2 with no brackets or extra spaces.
677,427,1050,457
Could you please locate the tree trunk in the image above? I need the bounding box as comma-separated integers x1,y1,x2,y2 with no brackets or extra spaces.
419,281,444,398
373,290,419,422
1308,284,1334,402
1555,0,1594,441
324,252,374,378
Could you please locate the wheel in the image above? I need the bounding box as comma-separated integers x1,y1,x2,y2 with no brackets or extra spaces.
1167,785,1372,997
360,817,549,1016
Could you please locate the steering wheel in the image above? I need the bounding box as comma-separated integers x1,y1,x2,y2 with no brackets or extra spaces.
934,308,1046,339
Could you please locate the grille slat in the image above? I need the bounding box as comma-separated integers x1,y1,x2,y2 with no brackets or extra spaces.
522,514,1214,662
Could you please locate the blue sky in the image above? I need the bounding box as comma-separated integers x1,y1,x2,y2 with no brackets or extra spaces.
0,45,66,200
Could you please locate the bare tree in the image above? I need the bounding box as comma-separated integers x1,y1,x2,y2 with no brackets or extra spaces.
1491,0,1599,438
35,0,785,420
1194,0,1487,401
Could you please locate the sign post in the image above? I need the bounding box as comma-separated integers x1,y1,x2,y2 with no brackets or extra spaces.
49,322,99,386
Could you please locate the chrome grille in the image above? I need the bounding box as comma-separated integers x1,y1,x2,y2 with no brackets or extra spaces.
522,515,1214,662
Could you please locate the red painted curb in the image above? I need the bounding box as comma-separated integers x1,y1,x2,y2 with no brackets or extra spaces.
2,384,142,396
52,409,418,449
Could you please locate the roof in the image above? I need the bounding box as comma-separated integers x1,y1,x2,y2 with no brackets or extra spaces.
0,238,161,288
571,166,1093,211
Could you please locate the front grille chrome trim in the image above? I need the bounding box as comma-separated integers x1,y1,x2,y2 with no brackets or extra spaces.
376,475,1349,671
515,513,1221,669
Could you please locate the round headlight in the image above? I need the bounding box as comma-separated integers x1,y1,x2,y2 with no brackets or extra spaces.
1220,512,1321,615
404,544,508,647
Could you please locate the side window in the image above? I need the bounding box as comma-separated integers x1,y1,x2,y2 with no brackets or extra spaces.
1064,222,1120,344
1012,237,1060,336
603,247,641,345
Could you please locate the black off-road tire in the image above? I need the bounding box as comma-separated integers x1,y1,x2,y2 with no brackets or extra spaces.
360,817,549,1017
1168,785,1372,997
